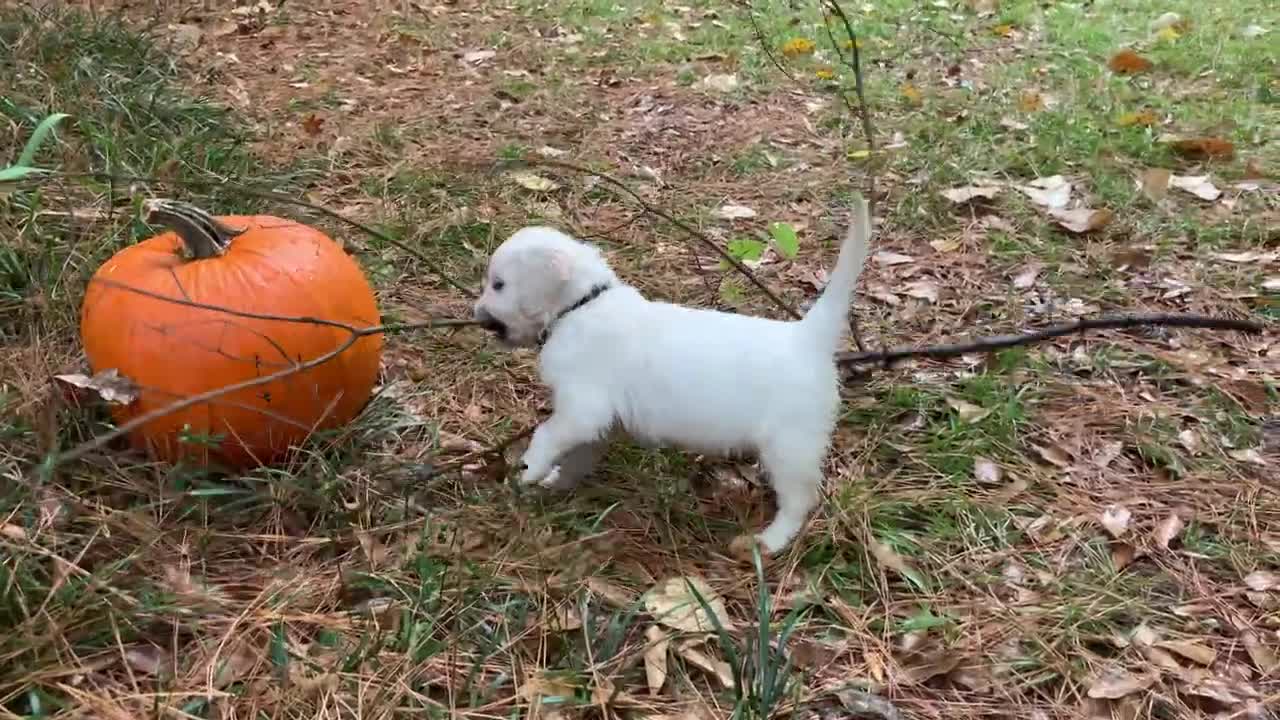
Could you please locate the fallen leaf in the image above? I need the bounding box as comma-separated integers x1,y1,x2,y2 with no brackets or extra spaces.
54,369,139,405
1244,570,1278,592
1087,668,1157,699
1049,207,1114,234
644,626,670,695
1170,137,1235,161
536,145,567,158
873,251,914,266
1156,639,1216,666
1150,12,1187,34
301,114,324,136
781,37,816,56
1169,174,1222,201
967,0,998,12
644,577,733,633
900,82,924,106
973,457,1003,484
1213,251,1271,264
1101,505,1132,539
518,671,579,703
1242,632,1278,675
1118,109,1159,127
510,172,559,192
999,116,1029,131
1229,448,1266,466
930,237,963,253
1108,49,1154,74
699,73,739,93
941,185,1002,203
1138,167,1172,202
992,23,1015,37
868,538,922,588
815,66,836,80
676,639,735,688
1018,90,1046,112
1013,263,1042,289
1112,543,1137,570
1036,444,1073,468
714,203,756,220
1241,24,1269,39
462,49,496,64
124,644,172,678
902,650,963,684
1017,175,1072,209
947,397,992,424
1177,429,1204,455
1153,513,1185,549
587,577,636,608
547,604,583,632
903,280,939,303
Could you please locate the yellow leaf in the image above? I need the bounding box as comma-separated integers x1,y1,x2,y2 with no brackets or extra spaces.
901,82,924,106
847,148,871,159
781,37,816,57
1117,109,1158,127
1018,90,1045,112
993,23,1015,37
815,67,835,80
841,37,864,50
1155,26,1181,42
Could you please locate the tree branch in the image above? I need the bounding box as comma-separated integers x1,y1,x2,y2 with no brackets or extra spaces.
835,313,1265,369
44,171,477,298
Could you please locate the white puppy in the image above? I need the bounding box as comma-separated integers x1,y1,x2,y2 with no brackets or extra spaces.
474,195,872,554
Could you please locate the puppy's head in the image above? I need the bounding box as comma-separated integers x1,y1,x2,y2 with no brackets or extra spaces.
473,226,613,348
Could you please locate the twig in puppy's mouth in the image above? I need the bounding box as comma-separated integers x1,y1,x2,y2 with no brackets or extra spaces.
836,313,1266,370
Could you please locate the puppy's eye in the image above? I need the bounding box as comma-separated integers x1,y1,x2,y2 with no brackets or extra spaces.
492,279,505,292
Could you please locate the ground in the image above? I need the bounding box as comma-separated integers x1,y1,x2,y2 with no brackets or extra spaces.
1,0,1278,718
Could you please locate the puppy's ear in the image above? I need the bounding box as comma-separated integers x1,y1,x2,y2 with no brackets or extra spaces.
517,245,574,318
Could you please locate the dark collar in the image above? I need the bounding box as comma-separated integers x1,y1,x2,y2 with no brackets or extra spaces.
538,283,613,346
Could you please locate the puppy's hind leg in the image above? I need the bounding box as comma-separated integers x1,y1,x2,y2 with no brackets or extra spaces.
754,435,827,554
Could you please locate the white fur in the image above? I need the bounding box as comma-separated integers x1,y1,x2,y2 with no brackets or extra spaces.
473,195,873,553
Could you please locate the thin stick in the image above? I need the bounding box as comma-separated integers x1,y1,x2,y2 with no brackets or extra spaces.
516,158,803,321
836,314,1266,369
46,170,477,298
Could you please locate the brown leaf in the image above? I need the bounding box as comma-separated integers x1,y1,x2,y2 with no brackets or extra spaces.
1017,175,1072,209
1111,542,1137,570
1153,513,1185,550
900,82,924,106
124,644,172,678
1244,570,1278,592
1169,174,1222,201
1013,263,1043,289
1049,207,1114,234
587,577,636,608
643,626,670,695
1156,639,1216,666
1242,632,1278,675
676,639,735,688
1035,444,1073,468
1108,49,1154,74
902,650,962,684
874,251,915,266
947,397,991,424
868,538,920,584
644,577,733,633
1170,137,1235,160
54,369,139,405
1018,90,1046,112
1100,505,1132,538
941,185,1003,203
1138,167,1172,202
973,457,1003,484
1087,668,1157,698
903,280,940,304
301,114,324,136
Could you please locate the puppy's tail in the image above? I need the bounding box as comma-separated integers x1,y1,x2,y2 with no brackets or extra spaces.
798,192,872,357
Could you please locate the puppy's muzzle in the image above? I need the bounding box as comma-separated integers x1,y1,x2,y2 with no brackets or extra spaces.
474,307,508,340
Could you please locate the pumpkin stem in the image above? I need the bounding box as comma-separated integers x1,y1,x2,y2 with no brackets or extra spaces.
143,199,247,259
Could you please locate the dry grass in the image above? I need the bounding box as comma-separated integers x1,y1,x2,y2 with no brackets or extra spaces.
2,1,1278,719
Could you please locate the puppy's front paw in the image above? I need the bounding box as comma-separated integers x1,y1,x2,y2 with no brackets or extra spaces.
729,534,771,564
538,466,563,489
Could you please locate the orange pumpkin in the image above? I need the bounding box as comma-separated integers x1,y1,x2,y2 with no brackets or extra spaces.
79,199,383,469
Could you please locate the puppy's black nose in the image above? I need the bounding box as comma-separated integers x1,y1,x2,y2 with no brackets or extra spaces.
475,308,508,339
